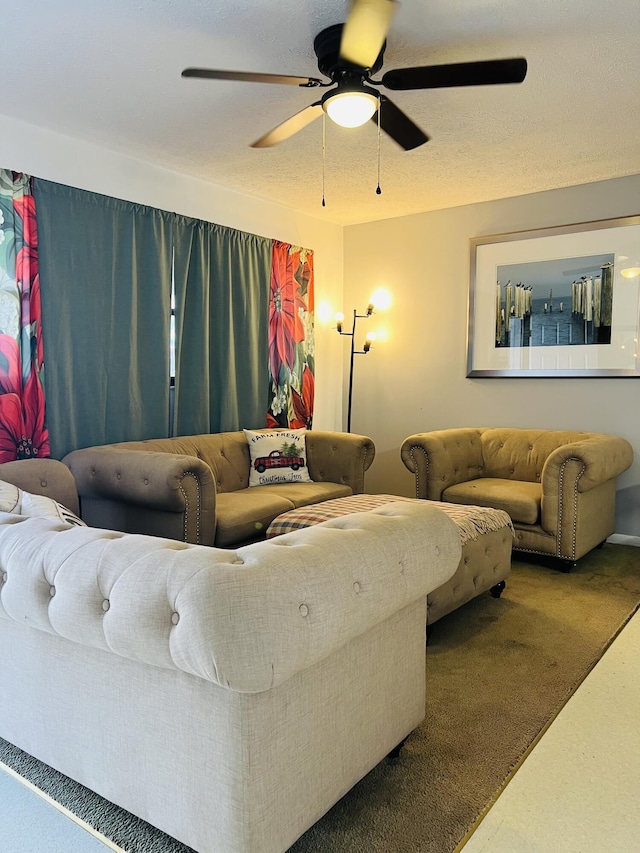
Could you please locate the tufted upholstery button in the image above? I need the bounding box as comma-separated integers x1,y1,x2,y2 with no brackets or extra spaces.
91,468,96,476
434,545,440,556
529,445,534,451
49,586,56,597
220,450,225,457
233,557,244,565
510,469,514,474
102,599,110,611
171,612,180,625
353,581,361,593
299,604,309,617
143,478,149,485
116,473,121,480
40,480,47,488
332,445,337,451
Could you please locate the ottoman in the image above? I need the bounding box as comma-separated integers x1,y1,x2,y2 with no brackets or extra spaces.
267,494,514,628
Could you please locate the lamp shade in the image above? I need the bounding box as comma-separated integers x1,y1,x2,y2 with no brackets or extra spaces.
323,90,379,128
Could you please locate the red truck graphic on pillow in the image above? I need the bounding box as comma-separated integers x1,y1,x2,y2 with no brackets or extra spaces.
254,449,305,474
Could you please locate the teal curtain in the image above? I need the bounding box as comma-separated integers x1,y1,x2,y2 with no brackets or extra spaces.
33,179,174,458
173,218,271,435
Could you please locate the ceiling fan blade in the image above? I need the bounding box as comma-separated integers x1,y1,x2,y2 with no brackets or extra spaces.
374,95,429,150
340,0,398,68
182,68,323,87
251,102,324,148
382,57,527,90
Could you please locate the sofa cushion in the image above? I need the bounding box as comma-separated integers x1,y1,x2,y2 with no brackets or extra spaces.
256,481,353,509
243,428,312,487
443,477,542,525
0,480,86,528
214,490,295,546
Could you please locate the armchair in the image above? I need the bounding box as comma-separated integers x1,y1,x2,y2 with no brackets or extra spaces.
401,427,633,567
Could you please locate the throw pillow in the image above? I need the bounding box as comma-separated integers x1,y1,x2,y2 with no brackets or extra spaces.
0,480,86,527
243,428,313,487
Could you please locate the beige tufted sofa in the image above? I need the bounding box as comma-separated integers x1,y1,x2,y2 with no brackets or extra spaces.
63,430,374,548
401,427,634,566
0,459,461,853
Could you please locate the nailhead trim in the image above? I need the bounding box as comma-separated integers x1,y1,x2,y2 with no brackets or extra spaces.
359,443,373,494
557,456,585,560
179,471,202,544
408,446,429,499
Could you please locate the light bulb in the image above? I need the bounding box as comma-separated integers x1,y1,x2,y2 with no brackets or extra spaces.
363,331,376,352
324,92,378,128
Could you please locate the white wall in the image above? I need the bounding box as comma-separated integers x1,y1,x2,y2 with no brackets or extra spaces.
0,112,344,432
344,175,640,536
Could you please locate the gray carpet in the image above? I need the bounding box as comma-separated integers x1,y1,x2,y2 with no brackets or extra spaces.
2,543,639,853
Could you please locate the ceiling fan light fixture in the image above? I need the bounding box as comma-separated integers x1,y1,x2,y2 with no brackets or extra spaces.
322,90,379,128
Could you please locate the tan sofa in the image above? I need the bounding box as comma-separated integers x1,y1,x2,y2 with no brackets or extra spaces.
401,427,634,566
0,459,461,853
63,430,375,548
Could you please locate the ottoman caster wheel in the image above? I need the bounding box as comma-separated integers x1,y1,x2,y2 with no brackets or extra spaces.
490,580,506,599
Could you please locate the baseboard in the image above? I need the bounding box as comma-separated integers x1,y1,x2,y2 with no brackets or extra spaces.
607,534,640,548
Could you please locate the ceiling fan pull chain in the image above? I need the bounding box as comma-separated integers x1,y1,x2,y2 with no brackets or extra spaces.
376,100,382,195
322,111,326,207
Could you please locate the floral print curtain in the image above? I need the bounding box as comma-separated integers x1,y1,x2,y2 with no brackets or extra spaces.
267,241,315,429
0,171,49,462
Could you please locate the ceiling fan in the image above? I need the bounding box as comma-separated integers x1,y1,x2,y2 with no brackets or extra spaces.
182,0,527,151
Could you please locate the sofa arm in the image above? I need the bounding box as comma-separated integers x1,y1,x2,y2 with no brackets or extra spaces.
542,435,634,494
401,429,485,500
63,447,217,544
540,435,633,552
0,459,80,515
305,431,375,494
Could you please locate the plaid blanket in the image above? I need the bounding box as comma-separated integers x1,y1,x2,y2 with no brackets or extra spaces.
266,494,514,546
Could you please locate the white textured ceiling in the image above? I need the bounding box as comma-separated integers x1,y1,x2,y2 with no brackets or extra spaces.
4,0,640,225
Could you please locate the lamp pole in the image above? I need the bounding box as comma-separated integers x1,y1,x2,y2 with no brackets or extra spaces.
336,305,374,433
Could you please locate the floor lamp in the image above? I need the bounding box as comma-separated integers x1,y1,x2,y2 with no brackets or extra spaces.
336,304,376,433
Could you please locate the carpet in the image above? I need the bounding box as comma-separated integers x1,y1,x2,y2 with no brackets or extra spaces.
1,543,639,853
